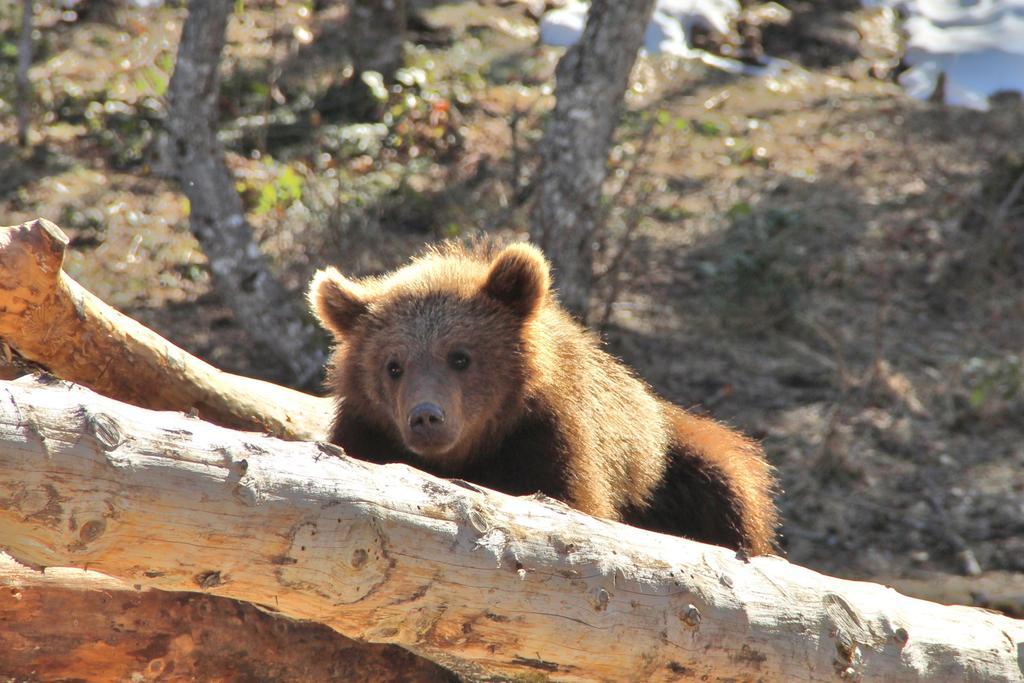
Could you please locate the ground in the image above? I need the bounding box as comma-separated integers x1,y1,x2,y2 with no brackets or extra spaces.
1,1,1022,613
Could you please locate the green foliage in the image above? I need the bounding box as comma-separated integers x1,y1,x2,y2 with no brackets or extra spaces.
59,94,164,169
376,67,464,161
156,52,175,74
262,165,304,214
219,62,280,114
650,204,692,222
179,263,204,282
965,356,1023,411
727,201,753,220
238,161,306,216
620,108,690,138
0,22,52,105
693,118,723,137
59,205,104,233
730,143,766,166
91,33,112,49
134,65,169,96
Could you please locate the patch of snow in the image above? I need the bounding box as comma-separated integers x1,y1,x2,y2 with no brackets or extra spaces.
540,0,789,77
865,0,1024,109
654,0,740,39
538,0,589,47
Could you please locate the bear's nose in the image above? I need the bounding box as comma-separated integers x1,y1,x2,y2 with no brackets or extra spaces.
409,402,445,433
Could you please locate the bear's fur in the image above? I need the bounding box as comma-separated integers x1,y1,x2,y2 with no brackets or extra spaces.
309,241,778,554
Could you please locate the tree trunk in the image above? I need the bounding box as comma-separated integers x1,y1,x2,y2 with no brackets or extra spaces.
165,0,325,388
348,0,407,77
0,552,453,682
2,379,1022,683
16,0,32,147
313,0,407,77
0,218,331,441
530,0,657,320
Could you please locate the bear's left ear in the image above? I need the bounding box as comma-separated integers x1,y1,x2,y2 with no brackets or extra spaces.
308,267,372,336
483,243,550,319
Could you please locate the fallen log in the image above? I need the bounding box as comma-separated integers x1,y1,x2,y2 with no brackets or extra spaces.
0,218,452,680
1,379,1021,682
0,552,452,682
0,218,331,440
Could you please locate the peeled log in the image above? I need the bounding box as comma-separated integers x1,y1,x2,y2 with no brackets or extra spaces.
0,553,452,682
0,218,331,440
0,379,1021,682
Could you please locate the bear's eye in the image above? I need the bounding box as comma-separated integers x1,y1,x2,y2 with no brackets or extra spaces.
386,360,403,380
447,350,471,371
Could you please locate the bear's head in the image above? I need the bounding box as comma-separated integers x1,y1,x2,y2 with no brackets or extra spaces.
309,242,551,467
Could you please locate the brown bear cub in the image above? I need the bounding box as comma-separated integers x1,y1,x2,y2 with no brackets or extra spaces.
309,241,778,554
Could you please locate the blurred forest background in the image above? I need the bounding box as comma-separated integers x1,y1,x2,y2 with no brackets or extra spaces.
2,0,1023,615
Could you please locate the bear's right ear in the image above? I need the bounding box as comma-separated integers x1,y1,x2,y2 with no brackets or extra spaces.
308,267,371,335
483,243,550,319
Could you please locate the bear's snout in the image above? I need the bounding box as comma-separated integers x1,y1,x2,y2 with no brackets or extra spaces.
404,401,458,456
409,402,446,433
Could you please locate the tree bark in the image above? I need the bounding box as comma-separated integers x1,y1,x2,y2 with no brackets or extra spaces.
0,552,453,682
0,218,331,441
530,0,657,320
165,0,325,387
16,0,32,147
348,0,407,77
2,379,1022,683
312,0,407,78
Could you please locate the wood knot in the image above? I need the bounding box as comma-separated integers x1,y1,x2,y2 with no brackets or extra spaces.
681,604,702,629
194,570,224,590
460,501,491,534
79,519,106,544
84,411,123,451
